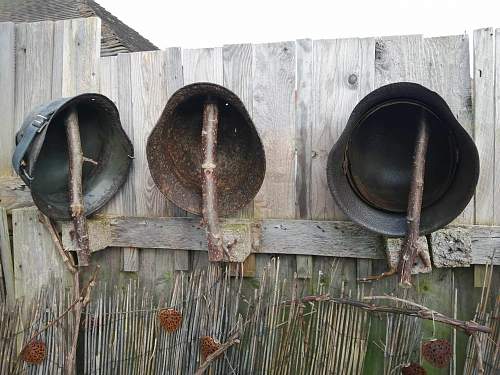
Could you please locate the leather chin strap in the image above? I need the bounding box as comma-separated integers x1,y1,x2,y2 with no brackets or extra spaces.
12,113,51,185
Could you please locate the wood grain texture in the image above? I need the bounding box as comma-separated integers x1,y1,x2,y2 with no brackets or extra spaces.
252,42,296,219
0,23,15,176
14,21,54,130
181,47,224,270
473,28,495,225
495,29,500,226
424,35,474,224
52,17,100,97
375,35,426,85
165,47,190,271
0,207,14,304
311,38,375,220
182,47,223,85
0,176,33,212
295,39,314,277
12,207,71,302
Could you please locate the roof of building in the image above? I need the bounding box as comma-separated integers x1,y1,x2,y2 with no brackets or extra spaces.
0,0,159,56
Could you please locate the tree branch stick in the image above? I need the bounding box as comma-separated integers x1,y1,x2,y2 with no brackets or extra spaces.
281,294,491,334
201,99,230,262
65,107,90,266
40,214,77,274
398,113,429,287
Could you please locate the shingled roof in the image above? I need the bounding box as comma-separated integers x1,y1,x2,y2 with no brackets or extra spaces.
0,0,158,56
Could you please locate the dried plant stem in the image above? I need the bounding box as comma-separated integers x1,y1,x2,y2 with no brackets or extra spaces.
65,107,90,266
41,214,77,274
201,99,230,262
398,116,429,287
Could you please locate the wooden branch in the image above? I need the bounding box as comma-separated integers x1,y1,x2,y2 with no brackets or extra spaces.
40,213,77,274
65,107,90,266
282,294,491,334
398,115,430,287
473,333,485,374
201,99,229,262
194,333,240,375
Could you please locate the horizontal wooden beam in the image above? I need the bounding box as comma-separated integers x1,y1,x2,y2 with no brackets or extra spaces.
60,215,500,266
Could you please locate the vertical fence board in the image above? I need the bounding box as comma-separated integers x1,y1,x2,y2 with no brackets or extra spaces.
14,21,54,130
0,208,14,304
252,42,296,219
474,28,495,225
311,38,374,220
424,35,475,373
182,47,223,269
223,43,257,275
12,208,71,302
0,23,15,176
295,39,313,278
130,51,175,283
494,29,500,226
425,35,474,225
165,47,190,271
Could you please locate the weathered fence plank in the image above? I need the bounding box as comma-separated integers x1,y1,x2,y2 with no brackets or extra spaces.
0,208,14,304
252,42,296,219
0,22,15,177
474,28,495,225
12,207,71,302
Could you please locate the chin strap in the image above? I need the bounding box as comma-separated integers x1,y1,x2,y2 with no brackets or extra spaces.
12,113,50,185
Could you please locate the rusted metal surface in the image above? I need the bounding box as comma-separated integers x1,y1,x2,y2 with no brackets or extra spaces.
327,82,479,237
147,82,266,216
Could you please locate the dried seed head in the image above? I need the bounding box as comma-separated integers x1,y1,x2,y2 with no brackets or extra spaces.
422,339,452,368
157,308,182,333
20,340,46,365
402,362,427,375
200,336,220,359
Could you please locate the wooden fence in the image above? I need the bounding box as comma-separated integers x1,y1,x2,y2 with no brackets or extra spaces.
0,17,499,373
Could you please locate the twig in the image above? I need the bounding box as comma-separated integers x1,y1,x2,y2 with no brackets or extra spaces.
398,114,429,287
18,267,99,359
281,294,491,334
40,214,77,274
83,156,98,165
473,333,485,374
201,98,231,262
358,267,396,282
65,107,90,266
194,332,240,375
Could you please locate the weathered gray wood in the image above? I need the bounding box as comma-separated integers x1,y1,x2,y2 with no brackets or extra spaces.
181,47,224,270
0,208,14,304
473,28,495,225
164,47,190,271
183,47,223,85
12,207,72,302
425,35,474,225
0,22,15,177
14,21,54,130
222,43,257,274
0,176,33,212
252,42,296,219
52,17,101,97
295,39,314,277
496,29,500,226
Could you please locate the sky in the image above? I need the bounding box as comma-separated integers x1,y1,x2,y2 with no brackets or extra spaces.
98,0,500,49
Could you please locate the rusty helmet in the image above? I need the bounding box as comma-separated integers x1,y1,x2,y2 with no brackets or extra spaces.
12,93,133,220
147,83,265,215
327,82,479,236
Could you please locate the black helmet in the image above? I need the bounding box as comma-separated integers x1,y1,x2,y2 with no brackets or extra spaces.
147,82,265,215
327,82,479,236
12,93,133,219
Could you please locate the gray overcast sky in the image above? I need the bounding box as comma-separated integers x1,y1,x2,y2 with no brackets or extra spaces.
99,0,500,49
